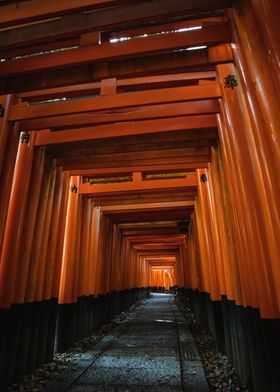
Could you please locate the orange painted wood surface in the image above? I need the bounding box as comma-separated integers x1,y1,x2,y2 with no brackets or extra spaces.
0,2,230,50
216,63,280,317
18,72,217,102
80,176,198,196
35,115,217,146
0,24,230,77
43,166,64,300
11,84,221,122
0,0,124,27
58,176,81,304
25,158,55,302
0,132,35,307
51,171,70,298
20,100,219,131
0,120,20,257
0,95,14,176
14,147,45,304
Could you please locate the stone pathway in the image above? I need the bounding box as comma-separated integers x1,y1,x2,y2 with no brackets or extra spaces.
43,293,208,392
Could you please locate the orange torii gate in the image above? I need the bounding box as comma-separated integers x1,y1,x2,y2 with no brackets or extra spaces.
0,1,279,391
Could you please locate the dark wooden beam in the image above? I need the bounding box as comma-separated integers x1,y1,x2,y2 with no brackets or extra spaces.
102,201,194,213
68,162,208,176
0,37,80,60
0,1,232,47
18,71,216,102
58,154,211,171
95,196,192,225
121,228,183,236
48,136,216,160
34,114,217,145
0,45,233,94
0,24,230,77
79,176,197,196
108,211,193,224
127,234,186,243
11,84,220,122
109,16,225,40
0,0,127,28
20,99,219,131
48,128,216,170
91,191,197,206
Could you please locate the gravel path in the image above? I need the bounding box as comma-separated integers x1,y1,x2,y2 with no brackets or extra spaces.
6,294,246,392
41,293,208,392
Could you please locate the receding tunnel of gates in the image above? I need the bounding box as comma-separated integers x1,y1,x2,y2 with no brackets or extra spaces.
0,1,279,391
150,266,176,290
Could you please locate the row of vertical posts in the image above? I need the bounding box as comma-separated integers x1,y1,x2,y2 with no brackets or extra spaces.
150,268,176,291
177,2,280,390
0,1,279,389
179,143,280,391
0,126,151,387
54,195,151,351
0,124,71,386
178,0,280,315
60,198,151,302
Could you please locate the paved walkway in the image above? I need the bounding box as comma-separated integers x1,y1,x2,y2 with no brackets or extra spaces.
44,294,208,392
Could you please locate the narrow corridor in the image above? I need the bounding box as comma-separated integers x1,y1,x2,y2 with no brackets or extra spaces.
1,1,279,391
43,294,208,392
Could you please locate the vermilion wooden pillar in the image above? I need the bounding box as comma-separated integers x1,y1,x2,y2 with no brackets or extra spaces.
0,122,20,254
25,158,56,303
217,63,279,318
13,147,45,304
249,0,280,88
78,198,91,298
229,1,280,174
104,220,114,293
196,170,220,300
209,146,239,302
194,198,210,294
110,224,119,292
0,131,35,308
72,190,83,303
0,95,14,177
87,205,95,296
227,7,280,313
203,165,227,297
93,208,105,296
43,166,64,301
34,161,57,302
216,110,251,305
218,100,263,311
59,176,81,304
116,232,124,292
189,213,204,292
51,171,70,299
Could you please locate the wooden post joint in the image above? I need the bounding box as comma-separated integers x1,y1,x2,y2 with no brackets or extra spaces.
70,184,78,193
19,132,30,144
200,173,208,183
224,74,238,89
0,104,4,117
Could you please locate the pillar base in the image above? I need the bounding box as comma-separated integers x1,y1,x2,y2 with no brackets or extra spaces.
176,288,280,392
